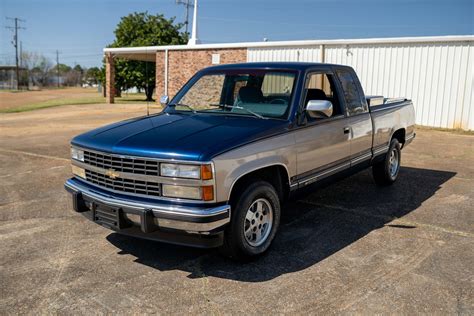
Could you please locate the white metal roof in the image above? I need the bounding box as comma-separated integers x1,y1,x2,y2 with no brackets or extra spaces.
104,35,474,54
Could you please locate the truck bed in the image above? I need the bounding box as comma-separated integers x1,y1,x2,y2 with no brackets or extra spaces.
369,97,416,149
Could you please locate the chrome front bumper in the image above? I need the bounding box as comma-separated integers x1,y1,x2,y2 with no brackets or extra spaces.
64,178,230,244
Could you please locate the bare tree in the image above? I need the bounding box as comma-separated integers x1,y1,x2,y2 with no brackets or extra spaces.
21,52,53,87
31,55,53,87
20,50,88,88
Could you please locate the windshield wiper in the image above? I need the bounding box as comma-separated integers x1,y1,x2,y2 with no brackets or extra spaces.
168,102,196,113
211,104,267,120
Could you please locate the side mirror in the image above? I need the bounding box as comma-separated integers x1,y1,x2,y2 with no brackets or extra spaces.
160,95,169,106
306,100,333,118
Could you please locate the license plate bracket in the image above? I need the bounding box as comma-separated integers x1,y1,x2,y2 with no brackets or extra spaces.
92,203,126,230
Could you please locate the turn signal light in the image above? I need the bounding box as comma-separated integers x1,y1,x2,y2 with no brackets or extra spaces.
202,185,214,201
71,165,86,178
201,164,213,180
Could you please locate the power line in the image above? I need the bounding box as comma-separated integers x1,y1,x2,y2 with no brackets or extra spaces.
5,17,26,90
176,0,194,34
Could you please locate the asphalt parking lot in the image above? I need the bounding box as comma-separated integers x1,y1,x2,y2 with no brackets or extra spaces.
1,104,473,314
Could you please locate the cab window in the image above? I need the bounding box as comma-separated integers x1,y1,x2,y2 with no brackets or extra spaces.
303,72,342,120
335,69,368,115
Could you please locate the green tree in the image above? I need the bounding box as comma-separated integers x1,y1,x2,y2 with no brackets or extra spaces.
85,66,101,85
108,12,187,101
73,64,83,73
56,63,72,73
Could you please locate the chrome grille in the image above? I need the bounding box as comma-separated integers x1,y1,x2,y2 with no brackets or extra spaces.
83,150,159,176
85,170,161,197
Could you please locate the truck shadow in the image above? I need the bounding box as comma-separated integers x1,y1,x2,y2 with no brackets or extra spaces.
106,166,456,282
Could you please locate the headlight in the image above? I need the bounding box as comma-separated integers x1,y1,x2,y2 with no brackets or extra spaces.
162,185,201,200
71,147,84,162
162,184,214,201
160,163,213,180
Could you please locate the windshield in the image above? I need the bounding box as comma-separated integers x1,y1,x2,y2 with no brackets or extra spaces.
168,70,297,119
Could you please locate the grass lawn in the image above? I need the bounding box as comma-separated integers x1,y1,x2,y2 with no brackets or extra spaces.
0,91,156,113
0,96,106,113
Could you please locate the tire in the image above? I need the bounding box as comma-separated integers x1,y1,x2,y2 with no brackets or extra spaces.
219,181,281,261
372,138,401,186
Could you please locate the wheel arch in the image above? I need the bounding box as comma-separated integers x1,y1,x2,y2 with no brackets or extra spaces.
391,127,406,145
228,164,291,204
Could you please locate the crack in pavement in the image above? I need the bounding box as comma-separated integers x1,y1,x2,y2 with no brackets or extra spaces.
0,148,69,162
299,200,474,239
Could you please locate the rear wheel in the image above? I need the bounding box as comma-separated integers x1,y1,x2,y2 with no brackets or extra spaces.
219,181,280,260
373,138,401,186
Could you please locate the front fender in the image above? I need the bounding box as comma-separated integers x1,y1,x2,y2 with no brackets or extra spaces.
226,159,291,200
212,133,296,202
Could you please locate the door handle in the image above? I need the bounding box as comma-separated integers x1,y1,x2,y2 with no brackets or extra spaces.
343,127,351,134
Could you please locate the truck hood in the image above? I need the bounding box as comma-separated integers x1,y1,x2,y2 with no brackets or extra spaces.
71,112,288,161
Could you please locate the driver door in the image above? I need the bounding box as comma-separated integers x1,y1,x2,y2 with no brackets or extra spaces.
294,70,352,186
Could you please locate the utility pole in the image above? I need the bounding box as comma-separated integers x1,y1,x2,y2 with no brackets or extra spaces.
19,41,22,67
56,50,61,88
176,0,194,34
6,17,26,90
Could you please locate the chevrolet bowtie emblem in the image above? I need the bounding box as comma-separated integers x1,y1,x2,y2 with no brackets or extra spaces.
105,168,120,179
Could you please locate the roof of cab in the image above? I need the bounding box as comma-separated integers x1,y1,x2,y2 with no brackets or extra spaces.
201,62,350,72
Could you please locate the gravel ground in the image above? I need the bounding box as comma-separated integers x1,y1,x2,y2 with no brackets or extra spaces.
0,104,473,314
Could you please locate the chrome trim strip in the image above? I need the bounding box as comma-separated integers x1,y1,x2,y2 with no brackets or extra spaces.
351,152,372,164
297,148,377,187
72,177,216,204
65,179,230,219
402,133,416,148
154,217,230,233
373,145,389,156
298,161,351,186
72,160,214,186
370,103,407,112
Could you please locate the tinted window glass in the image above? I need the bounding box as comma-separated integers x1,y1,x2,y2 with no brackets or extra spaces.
303,72,342,119
180,74,225,107
173,70,297,119
336,69,367,115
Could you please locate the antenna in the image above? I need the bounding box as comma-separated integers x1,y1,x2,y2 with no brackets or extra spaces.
176,0,194,34
146,52,149,116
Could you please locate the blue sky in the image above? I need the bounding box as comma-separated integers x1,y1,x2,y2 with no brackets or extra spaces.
1,0,472,68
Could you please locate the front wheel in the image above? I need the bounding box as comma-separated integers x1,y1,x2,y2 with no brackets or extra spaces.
219,181,280,260
372,138,401,186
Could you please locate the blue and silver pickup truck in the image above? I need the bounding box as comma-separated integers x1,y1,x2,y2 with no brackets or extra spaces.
65,62,415,260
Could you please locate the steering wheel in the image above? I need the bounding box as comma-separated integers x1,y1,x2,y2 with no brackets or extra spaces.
269,99,286,104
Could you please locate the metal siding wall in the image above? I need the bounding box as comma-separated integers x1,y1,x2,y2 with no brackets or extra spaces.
247,46,321,62
248,40,473,130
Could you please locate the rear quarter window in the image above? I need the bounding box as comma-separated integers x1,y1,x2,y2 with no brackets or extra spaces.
336,69,368,115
